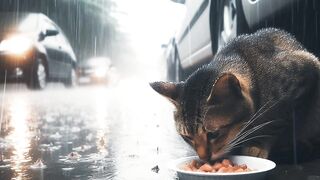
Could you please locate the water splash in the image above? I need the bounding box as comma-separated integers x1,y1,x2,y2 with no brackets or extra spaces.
30,159,47,170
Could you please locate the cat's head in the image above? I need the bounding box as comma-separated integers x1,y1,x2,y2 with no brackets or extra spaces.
150,71,254,161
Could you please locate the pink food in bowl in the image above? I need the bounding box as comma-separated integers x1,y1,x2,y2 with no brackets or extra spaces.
182,159,252,173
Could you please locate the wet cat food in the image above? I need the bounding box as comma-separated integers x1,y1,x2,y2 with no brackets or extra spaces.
182,159,252,173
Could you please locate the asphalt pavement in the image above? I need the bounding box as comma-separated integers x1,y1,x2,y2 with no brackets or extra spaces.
0,80,194,180
0,78,319,180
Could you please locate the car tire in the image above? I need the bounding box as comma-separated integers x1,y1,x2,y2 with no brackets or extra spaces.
27,58,47,90
64,67,77,88
217,0,247,49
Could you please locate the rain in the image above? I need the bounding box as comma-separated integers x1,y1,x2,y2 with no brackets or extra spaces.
0,0,319,180
0,0,191,179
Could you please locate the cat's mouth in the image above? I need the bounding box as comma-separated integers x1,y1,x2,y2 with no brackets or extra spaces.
210,148,228,161
207,123,244,161
206,143,226,161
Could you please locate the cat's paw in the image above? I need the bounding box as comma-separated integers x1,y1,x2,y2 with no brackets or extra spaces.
242,146,269,159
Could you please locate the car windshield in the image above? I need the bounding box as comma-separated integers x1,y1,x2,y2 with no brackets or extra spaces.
0,13,39,34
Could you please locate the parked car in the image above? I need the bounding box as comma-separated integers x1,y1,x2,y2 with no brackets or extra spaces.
0,12,77,89
77,57,112,84
167,0,320,81
162,38,178,82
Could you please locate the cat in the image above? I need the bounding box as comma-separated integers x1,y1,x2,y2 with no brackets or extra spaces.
150,28,320,163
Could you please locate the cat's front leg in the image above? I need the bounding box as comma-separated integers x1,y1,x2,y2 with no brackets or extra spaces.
242,145,270,159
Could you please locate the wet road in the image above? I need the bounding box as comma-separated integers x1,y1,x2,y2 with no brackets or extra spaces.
1,77,320,180
0,79,195,180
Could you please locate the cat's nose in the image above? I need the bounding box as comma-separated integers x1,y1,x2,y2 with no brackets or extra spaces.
198,152,209,161
195,145,209,161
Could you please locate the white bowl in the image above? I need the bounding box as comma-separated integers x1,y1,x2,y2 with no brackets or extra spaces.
170,155,276,180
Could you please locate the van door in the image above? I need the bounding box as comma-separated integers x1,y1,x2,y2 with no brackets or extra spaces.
176,0,213,69
40,21,63,79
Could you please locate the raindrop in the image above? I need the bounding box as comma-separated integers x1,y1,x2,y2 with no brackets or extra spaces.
67,151,81,160
73,145,92,152
30,159,47,170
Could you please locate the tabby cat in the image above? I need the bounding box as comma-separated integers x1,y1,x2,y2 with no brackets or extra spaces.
151,28,320,163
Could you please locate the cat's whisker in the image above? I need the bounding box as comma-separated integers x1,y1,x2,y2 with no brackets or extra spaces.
230,135,273,148
249,100,273,120
223,144,244,153
234,100,280,142
229,120,275,146
232,121,271,144
222,142,251,155
240,100,273,127
235,106,271,139
223,135,272,154
223,144,237,152
218,99,286,156
231,120,274,146
238,120,274,140
237,99,280,136
222,122,275,157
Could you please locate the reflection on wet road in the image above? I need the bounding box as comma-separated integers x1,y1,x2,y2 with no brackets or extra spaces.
0,80,195,180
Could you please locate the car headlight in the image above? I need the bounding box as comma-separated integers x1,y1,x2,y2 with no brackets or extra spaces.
0,35,33,55
94,68,107,77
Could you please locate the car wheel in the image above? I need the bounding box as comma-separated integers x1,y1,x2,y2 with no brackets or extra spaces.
27,58,47,90
64,67,77,88
218,0,246,49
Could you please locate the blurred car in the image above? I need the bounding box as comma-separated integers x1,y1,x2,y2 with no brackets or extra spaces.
0,12,77,89
162,38,178,82
167,0,320,81
77,57,112,84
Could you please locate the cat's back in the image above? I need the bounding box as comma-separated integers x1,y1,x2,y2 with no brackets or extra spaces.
216,28,319,102
217,28,311,71
221,28,304,56
212,29,320,136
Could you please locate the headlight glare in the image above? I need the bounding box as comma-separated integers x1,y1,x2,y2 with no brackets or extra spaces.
94,68,107,77
0,35,33,55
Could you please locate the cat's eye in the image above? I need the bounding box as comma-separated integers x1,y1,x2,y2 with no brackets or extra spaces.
207,130,219,141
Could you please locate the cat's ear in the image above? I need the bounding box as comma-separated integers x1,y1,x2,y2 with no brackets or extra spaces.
207,73,242,105
150,81,181,104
